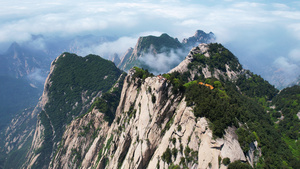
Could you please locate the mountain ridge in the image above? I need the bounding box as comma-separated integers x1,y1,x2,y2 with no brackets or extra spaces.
23,52,123,169
22,43,298,168
118,30,215,73
1,31,299,169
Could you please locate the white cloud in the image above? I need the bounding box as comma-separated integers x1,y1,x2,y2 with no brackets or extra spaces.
79,36,137,58
288,23,300,40
289,48,300,62
139,49,187,75
272,3,290,10
27,68,47,83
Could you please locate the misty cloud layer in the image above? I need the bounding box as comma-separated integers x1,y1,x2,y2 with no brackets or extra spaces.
139,49,188,75
1,0,300,87
78,36,137,58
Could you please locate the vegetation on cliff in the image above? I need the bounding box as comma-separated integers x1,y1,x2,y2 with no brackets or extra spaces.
32,53,122,169
26,42,299,169
161,43,298,168
188,43,242,73
88,72,126,124
236,71,278,100
272,85,300,162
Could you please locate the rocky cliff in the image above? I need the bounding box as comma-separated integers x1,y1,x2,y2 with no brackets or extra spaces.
19,42,297,169
170,43,243,82
23,53,123,169
49,44,261,169
50,69,252,169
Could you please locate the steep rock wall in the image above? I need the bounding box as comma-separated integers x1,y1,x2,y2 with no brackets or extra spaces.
50,70,252,169
24,55,59,168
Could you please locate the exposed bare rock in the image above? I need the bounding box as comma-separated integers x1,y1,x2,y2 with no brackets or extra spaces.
46,69,257,169
169,43,243,83
220,127,246,162
246,141,261,167
50,108,110,169
169,43,209,74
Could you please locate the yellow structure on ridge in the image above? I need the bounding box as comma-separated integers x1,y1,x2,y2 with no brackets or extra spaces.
198,82,214,90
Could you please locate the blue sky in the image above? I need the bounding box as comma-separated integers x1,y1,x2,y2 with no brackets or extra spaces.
1,0,300,87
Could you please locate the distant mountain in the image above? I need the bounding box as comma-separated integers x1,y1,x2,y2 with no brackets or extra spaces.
118,30,215,73
110,53,121,66
25,34,117,58
286,75,300,87
118,33,183,71
182,30,215,47
0,34,119,141
0,42,49,131
118,47,133,67
0,42,51,81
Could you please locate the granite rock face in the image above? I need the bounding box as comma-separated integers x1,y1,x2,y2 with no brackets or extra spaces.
25,43,260,169
49,70,253,169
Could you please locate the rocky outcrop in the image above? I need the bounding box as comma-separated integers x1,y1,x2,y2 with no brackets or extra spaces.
169,43,209,74
49,67,255,169
169,43,243,82
50,108,110,169
246,141,261,167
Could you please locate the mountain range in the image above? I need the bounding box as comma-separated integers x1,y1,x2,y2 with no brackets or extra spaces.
0,30,299,169
117,30,215,73
0,30,214,132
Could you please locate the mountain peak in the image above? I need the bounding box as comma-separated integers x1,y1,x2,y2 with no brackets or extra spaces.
136,33,182,52
118,30,217,73
170,43,242,81
182,30,216,47
119,33,183,71
111,53,121,66
6,42,22,54
194,30,206,37
160,33,171,38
